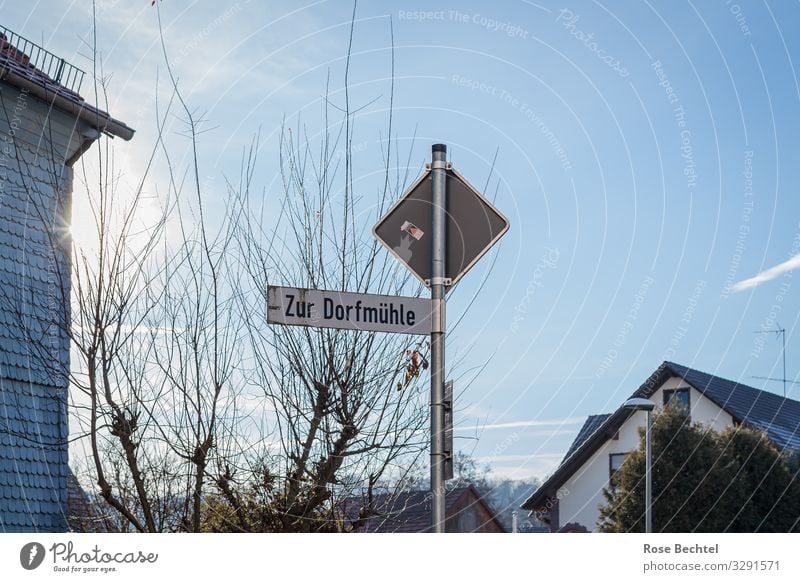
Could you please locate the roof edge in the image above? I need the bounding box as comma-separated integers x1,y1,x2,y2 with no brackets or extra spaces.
1,65,134,141
521,407,634,511
462,483,507,533
654,361,755,426
632,361,673,399
523,363,678,512
523,360,800,512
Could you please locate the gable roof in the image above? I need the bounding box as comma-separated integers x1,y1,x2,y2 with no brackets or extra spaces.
343,484,505,533
522,361,800,512
562,414,611,463
0,27,133,140
67,470,112,532
637,361,800,452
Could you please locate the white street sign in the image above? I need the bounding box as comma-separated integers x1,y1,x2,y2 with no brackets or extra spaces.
267,286,432,335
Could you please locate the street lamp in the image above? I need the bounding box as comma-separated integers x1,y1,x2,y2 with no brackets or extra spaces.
624,397,655,533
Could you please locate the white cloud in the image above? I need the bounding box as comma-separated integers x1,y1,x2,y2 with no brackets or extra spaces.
487,454,564,481
455,416,584,432
477,453,563,464
732,254,800,292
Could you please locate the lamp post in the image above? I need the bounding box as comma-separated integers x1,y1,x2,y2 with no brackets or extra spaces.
624,397,655,533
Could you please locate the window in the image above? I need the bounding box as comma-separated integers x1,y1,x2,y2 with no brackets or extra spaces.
663,388,690,411
609,453,628,487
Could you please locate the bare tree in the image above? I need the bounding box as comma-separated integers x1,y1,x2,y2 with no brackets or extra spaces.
7,2,431,533
207,126,430,530
66,68,241,532
200,11,433,531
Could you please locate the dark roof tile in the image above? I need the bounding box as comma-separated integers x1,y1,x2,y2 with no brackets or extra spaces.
343,484,504,533
639,362,800,453
561,414,611,463
523,361,800,511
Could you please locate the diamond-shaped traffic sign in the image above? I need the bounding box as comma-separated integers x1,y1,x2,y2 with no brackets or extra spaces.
372,165,509,287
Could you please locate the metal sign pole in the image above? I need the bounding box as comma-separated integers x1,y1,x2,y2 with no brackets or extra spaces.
430,144,447,532
372,140,508,531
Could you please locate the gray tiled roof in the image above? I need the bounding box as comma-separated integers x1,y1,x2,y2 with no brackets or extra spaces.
523,361,800,512
0,378,68,532
0,143,71,387
343,485,504,533
648,362,800,453
1,87,71,532
561,414,611,464
343,487,469,533
1,27,131,533
67,471,111,532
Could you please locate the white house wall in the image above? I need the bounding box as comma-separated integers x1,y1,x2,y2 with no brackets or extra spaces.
557,409,647,530
652,377,733,432
556,377,733,531
0,83,89,164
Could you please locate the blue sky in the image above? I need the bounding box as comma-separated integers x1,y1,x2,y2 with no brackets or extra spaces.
4,0,800,480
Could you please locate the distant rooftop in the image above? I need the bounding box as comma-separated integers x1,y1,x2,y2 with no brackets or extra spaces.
342,484,506,533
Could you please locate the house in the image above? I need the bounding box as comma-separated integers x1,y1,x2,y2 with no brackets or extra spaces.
344,484,506,532
0,26,132,532
67,470,113,533
521,361,800,532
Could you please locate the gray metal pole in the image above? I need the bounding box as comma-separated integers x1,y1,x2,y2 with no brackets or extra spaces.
430,143,447,532
645,409,652,533
782,328,786,397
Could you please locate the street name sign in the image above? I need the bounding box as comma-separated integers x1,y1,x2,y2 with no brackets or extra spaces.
267,285,432,335
372,165,509,287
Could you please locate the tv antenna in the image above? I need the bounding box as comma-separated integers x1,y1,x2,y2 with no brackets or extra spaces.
752,324,788,397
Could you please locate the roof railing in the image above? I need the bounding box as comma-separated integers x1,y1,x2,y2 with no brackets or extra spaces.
0,25,85,93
